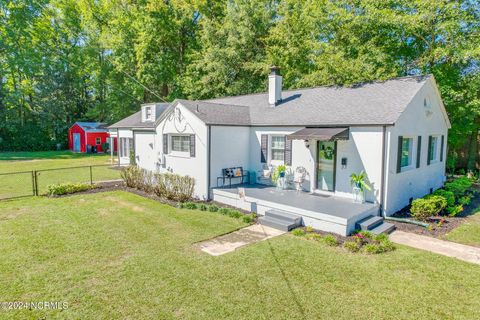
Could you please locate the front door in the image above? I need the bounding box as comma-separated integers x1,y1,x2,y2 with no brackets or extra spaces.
317,141,336,192
73,133,81,152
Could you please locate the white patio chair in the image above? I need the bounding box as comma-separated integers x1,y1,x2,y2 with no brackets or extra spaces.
293,166,307,192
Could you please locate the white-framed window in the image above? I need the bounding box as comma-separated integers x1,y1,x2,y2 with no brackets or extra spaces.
146,107,152,121
171,135,190,153
96,137,101,145
119,138,133,158
400,137,414,170
429,135,439,163
270,135,285,162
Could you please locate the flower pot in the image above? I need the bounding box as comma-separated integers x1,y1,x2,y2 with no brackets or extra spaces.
352,186,365,203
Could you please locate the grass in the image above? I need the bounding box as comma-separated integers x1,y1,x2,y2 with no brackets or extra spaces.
0,150,98,161
446,211,480,247
0,151,121,198
1,191,480,319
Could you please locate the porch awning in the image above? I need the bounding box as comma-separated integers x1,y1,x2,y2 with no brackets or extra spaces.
287,127,349,141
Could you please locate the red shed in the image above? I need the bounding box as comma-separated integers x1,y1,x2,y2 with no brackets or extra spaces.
68,122,117,153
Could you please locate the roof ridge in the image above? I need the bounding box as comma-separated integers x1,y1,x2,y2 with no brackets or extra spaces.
204,74,431,101
178,98,251,109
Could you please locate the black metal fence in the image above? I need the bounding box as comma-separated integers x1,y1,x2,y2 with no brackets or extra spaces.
0,165,122,200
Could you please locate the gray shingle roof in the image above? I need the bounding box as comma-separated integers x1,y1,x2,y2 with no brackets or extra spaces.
204,75,431,126
175,100,251,126
74,122,108,132
108,103,169,129
109,75,432,128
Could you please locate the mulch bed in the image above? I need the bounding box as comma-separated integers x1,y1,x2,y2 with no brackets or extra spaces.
296,227,351,244
389,184,480,239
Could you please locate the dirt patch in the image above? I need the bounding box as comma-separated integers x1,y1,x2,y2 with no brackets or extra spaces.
104,196,145,212
0,207,29,221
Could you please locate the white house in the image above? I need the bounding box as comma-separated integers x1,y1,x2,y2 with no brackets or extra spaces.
109,68,450,235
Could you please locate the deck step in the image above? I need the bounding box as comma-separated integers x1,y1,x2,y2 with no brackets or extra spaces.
265,209,302,224
258,216,301,232
357,216,384,231
370,222,396,235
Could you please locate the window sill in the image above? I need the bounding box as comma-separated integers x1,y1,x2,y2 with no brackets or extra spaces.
167,152,191,159
270,160,285,166
400,165,415,173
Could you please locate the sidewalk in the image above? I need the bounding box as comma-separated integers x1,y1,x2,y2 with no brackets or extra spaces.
390,230,480,265
197,224,286,256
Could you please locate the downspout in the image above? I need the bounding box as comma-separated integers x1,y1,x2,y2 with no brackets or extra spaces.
207,125,212,200
379,125,387,217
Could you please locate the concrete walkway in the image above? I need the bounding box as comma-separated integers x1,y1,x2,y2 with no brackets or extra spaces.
390,230,480,265
197,224,286,256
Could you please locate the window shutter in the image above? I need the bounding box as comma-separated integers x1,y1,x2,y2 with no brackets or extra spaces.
284,137,292,166
440,135,445,162
416,136,422,168
163,134,168,154
427,136,432,166
261,134,268,163
190,134,196,157
396,136,403,173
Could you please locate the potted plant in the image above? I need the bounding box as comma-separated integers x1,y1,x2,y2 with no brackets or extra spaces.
272,165,287,186
350,171,371,203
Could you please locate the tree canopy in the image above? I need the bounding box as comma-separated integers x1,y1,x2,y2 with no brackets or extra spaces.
1,0,479,170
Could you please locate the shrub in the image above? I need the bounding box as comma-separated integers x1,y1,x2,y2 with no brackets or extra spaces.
154,173,195,202
177,202,185,209
199,204,208,211
410,195,447,221
305,233,323,241
447,204,464,217
362,239,395,254
46,183,93,196
242,214,255,224
444,177,472,198
121,166,144,188
357,230,374,239
432,189,455,207
291,229,306,236
323,235,338,246
184,202,197,210
208,205,219,212
219,208,230,215
120,166,156,192
344,241,361,252
458,196,471,206
228,210,242,219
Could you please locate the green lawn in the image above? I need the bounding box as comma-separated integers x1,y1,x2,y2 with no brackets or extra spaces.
0,191,479,319
0,151,121,198
446,211,480,247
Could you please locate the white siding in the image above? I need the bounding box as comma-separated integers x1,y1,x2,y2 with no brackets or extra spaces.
210,126,250,191
335,127,384,203
134,132,156,171
384,79,449,215
154,103,209,200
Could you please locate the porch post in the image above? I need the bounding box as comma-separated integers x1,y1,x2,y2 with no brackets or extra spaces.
110,137,114,164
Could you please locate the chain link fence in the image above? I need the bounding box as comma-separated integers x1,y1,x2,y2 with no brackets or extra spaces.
0,165,122,200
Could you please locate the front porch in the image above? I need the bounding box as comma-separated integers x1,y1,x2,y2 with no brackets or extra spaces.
212,184,379,236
